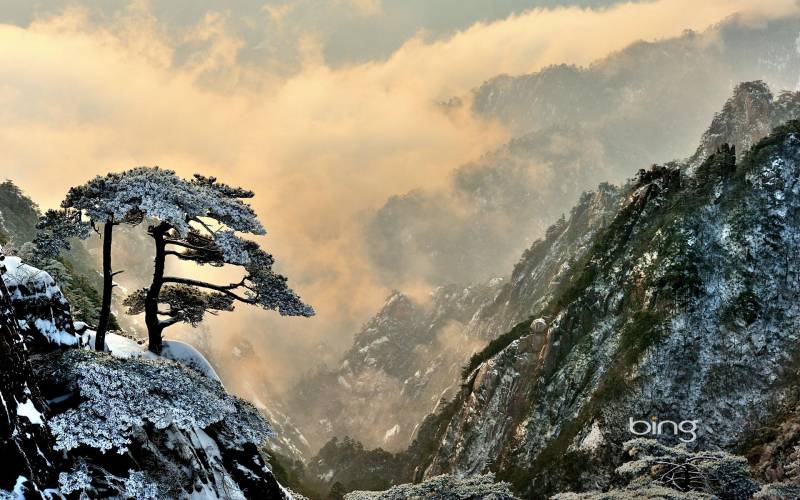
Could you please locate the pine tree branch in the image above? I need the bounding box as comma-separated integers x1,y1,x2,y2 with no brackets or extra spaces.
159,316,183,328
164,250,211,262
189,217,217,237
164,239,216,253
162,276,254,303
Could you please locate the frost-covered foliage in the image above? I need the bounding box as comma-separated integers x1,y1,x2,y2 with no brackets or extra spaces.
123,470,159,500
48,349,273,453
58,463,92,495
58,167,263,236
33,171,147,265
96,168,315,352
344,473,518,500
31,208,90,264
58,462,161,499
124,284,235,327
617,439,759,498
555,439,762,499
553,485,715,499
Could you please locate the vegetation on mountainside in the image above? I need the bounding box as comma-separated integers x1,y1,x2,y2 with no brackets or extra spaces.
0,180,117,330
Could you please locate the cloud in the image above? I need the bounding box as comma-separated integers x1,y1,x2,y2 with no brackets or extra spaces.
0,0,796,397
335,0,382,17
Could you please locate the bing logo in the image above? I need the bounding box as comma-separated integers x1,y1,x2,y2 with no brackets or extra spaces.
628,416,699,443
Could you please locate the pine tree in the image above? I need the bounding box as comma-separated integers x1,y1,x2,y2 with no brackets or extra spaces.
114,168,313,353
34,173,143,351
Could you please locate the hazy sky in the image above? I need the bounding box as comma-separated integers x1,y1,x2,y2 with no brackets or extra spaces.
1,0,798,393
1,1,641,67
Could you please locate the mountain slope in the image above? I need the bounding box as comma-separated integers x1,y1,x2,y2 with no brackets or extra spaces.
368,15,800,288
287,282,504,452
280,178,622,469
419,118,800,497
304,82,800,499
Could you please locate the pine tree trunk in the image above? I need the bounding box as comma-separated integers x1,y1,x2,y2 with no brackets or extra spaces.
145,224,168,354
94,221,114,351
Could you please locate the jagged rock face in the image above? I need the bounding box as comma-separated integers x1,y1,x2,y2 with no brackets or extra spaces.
288,283,504,454
419,123,800,497
693,81,800,164
285,185,621,463
2,255,80,350
0,255,57,498
463,183,621,340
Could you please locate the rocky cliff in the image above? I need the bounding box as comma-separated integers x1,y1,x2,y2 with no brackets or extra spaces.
414,87,800,497
0,246,300,498
287,282,504,453
0,253,58,498
306,82,800,499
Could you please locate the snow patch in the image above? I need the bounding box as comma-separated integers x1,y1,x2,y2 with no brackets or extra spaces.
16,398,43,426
383,424,400,442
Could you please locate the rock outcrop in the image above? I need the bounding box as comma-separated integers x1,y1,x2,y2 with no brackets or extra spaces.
2,255,80,349
288,282,505,453
0,249,298,499
0,253,57,498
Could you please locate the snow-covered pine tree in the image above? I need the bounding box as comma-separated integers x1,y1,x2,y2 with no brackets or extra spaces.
34,173,144,351
115,168,313,353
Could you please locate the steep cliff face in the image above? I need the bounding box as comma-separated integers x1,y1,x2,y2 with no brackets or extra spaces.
288,282,504,453
418,116,800,497
0,254,57,498
287,180,622,465
692,81,800,165
2,255,80,349
462,183,621,341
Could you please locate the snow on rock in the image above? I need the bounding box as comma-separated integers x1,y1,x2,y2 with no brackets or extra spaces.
0,251,58,495
35,348,292,498
577,421,604,453
15,398,43,426
417,102,800,497
1,255,79,348
383,424,400,443
84,331,222,382
0,249,294,498
1,256,62,300
161,340,221,381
